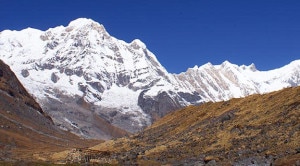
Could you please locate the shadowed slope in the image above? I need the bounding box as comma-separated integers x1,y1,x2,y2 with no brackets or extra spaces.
0,60,102,162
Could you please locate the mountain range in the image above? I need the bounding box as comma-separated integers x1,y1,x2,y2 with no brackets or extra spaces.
1,18,300,139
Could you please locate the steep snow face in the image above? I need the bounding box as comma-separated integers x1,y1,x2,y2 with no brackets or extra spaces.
0,18,200,139
175,60,300,102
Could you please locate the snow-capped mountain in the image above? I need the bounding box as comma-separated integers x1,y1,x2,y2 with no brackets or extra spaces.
175,60,300,102
0,18,200,139
1,18,300,139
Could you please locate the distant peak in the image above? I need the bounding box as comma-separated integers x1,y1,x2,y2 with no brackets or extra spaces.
68,18,99,27
249,63,257,71
65,18,108,34
203,62,213,67
221,60,233,67
240,63,257,71
198,62,213,70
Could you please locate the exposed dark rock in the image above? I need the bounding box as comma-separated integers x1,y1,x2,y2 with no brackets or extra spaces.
178,92,201,104
130,41,141,50
73,40,81,47
40,34,48,41
51,72,60,83
87,81,105,93
46,41,58,49
117,73,130,86
78,83,87,92
232,156,274,166
21,69,29,78
109,44,119,52
35,63,55,70
59,68,64,73
138,90,182,121
65,68,74,76
156,91,182,116
128,78,160,91
206,160,217,166
116,57,124,63
0,69,3,77
74,68,83,77
92,93,102,101
83,72,92,81
138,90,157,114
109,111,118,117
43,63,54,70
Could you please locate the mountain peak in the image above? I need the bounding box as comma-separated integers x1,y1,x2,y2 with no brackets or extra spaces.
248,63,257,71
220,60,234,67
240,63,257,71
201,62,213,69
130,39,147,49
65,18,108,36
68,18,98,27
192,65,199,69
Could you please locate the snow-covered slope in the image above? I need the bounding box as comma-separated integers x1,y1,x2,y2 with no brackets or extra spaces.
1,18,300,139
175,60,300,102
0,18,200,139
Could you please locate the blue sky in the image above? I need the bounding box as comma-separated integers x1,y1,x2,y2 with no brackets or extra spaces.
1,0,299,73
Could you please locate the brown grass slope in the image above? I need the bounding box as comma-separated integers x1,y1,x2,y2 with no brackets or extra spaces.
0,60,102,162
81,86,300,165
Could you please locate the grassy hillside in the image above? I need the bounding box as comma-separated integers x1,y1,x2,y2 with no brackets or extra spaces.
71,86,300,165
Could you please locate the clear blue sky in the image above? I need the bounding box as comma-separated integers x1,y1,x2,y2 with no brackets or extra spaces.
1,0,300,73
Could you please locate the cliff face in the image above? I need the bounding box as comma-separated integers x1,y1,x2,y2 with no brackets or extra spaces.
0,60,51,120
0,60,102,161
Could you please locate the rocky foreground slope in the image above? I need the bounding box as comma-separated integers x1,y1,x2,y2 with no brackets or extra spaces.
57,86,300,165
0,60,101,162
1,18,300,139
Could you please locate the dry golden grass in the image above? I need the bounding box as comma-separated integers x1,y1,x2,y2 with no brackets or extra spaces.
82,86,300,165
144,145,167,156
